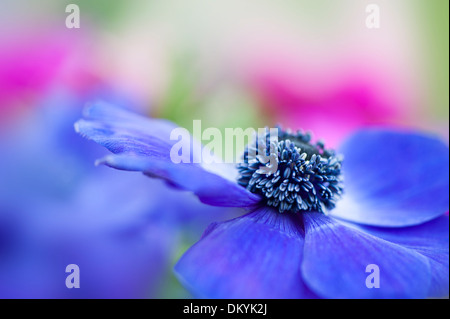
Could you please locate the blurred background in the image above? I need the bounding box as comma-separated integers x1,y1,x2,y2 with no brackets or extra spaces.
0,0,448,298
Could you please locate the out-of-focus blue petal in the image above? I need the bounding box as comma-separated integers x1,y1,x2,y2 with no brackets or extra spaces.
36,189,175,299
0,98,102,205
331,129,449,227
301,213,431,298
355,215,449,298
75,102,260,208
0,163,236,298
0,167,176,298
0,156,177,298
1,93,228,298
174,206,318,298
0,233,171,299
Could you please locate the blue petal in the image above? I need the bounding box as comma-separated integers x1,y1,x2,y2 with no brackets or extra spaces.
301,213,431,298
356,215,449,298
174,207,318,298
96,155,259,207
1,97,220,298
0,169,177,298
75,101,179,161
331,128,449,227
75,101,260,208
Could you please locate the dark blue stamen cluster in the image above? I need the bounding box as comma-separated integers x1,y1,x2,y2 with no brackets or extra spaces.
237,127,344,213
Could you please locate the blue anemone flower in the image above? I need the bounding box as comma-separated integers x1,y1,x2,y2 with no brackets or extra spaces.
75,101,449,299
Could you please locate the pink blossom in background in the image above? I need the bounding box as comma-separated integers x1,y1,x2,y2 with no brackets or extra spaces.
222,2,424,148
0,29,101,121
243,55,408,147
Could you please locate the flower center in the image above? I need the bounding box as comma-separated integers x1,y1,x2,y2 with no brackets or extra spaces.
237,127,344,213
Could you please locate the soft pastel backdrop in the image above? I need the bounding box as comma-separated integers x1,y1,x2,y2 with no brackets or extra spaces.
0,0,448,298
